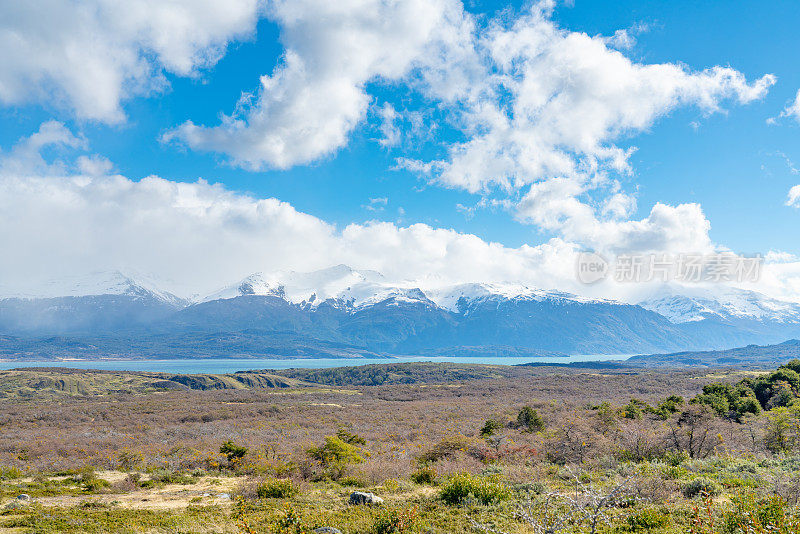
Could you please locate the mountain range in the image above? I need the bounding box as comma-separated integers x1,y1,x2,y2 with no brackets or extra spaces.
1,266,799,360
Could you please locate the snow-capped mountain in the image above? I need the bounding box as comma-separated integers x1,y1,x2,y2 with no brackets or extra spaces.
203,265,431,310
2,266,800,359
1,270,186,307
427,282,613,314
0,271,187,335
639,285,800,325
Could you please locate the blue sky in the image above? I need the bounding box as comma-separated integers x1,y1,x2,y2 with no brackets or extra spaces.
0,0,798,299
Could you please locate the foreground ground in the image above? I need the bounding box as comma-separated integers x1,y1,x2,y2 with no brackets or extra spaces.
1,362,799,533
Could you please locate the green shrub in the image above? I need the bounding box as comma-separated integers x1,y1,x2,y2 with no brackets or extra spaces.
338,475,367,487
307,436,367,480
683,477,722,498
267,504,313,534
0,466,23,479
620,399,650,420
410,466,437,485
655,395,684,418
516,406,544,432
480,419,503,437
722,493,798,533
625,508,670,531
663,450,689,467
439,473,511,505
257,478,299,499
83,477,111,493
373,507,418,534
336,428,367,445
220,440,248,464
147,470,198,485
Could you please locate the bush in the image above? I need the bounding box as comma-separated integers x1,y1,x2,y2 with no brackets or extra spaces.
516,406,544,432
480,419,502,437
339,475,367,487
266,504,313,534
0,466,23,480
724,493,795,533
620,399,650,420
307,436,366,480
683,477,722,498
410,466,437,485
337,428,367,445
417,435,472,464
83,477,111,493
220,440,248,464
257,478,299,499
373,507,418,534
439,473,511,505
625,508,670,531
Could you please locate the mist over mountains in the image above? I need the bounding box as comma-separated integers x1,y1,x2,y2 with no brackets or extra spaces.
1,266,799,360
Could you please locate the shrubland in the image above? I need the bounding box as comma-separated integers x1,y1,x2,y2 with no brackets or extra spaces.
2,362,800,532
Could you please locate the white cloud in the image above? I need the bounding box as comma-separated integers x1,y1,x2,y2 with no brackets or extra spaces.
516,178,714,256
400,3,771,257
0,122,584,297
0,0,263,122
787,185,800,208
776,89,800,123
377,104,401,148
420,7,773,194
2,122,799,304
158,2,775,262
0,120,85,174
164,0,471,170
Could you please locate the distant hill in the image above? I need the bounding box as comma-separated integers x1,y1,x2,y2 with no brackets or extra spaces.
0,367,314,399
627,339,800,368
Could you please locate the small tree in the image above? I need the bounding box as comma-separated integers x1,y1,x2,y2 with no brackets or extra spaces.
307,436,366,480
480,419,503,437
336,428,367,445
220,440,248,466
517,406,545,432
667,405,720,459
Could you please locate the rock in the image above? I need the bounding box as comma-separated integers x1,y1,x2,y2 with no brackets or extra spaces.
313,528,342,534
217,493,231,500
16,494,31,501
348,491,384,505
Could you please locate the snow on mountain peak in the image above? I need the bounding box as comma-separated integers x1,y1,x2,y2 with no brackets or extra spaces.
0,270,185,306
425,282,612,312
639,284,800,324
201,267,620,313
203,265,391,306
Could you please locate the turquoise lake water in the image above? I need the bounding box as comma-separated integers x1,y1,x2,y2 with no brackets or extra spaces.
0,354,631,374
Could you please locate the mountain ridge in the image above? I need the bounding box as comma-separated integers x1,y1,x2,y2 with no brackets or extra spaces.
1,267,800,359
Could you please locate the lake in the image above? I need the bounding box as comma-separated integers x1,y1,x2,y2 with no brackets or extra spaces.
0,354,630,374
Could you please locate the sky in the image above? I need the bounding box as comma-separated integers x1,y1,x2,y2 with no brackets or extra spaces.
0,0,799,301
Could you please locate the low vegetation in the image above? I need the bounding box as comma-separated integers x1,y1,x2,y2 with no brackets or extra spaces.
3,362,800,532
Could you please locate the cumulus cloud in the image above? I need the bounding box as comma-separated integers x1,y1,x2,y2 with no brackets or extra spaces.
787,185,800,208
424,12,774,193
403,3,771,257
0,0,263,122
164,0,471,169
0,123,583,297
160,1,773,257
